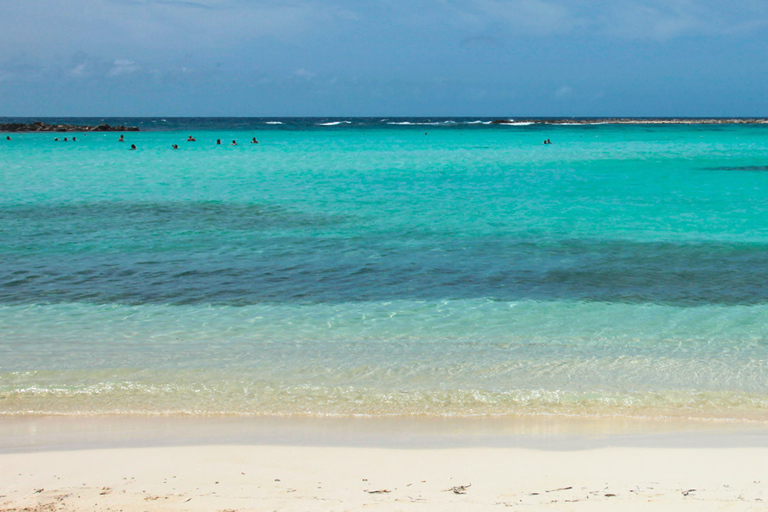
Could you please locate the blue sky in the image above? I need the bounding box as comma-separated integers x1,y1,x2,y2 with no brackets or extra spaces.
1,0,768,116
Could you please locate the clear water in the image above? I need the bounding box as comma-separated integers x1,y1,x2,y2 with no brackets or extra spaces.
2,118,768,419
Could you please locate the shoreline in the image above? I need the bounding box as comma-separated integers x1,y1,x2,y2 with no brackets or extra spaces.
3,414,768,453
2,415,767,510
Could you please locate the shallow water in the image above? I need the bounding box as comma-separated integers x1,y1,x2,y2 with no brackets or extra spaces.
2,118,768,419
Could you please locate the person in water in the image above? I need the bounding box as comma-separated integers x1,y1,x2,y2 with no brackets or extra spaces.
119,135,124,142
231,140,237,145
72,136,77,141
216,139,221,145
6,136,11,141
130,144,137,150
251,137,258,144
54,137,59,141
187,136,196,142
172,144,179,149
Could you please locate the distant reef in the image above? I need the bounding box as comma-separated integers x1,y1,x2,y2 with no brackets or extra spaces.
491,118,768,125
0,121,139,132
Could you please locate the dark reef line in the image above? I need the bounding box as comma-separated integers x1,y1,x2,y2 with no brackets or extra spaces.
0,121,139,132
491,118,768,125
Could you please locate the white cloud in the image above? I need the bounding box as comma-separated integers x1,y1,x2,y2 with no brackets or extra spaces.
472,0,581,35
600,1,703,40
599,0,768,40
555,85,573,99
0,70,15,83
107,59,140,77
434,0,581,35
70,63,89,77
0,0,359,62
293,68,316,79
436,0,768,39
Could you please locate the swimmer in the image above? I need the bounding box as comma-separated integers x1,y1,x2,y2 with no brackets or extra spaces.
6,136,10,141
63,137,68,142
216,139,221,145
130,144,137,150
54,137,59,141
187,136,196,142
119,135,124,142
231,140,237,145
72,136,77,141
172,144,179,149
251,137,258,144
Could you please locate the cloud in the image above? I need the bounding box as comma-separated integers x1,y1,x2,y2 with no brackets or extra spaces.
555,85,573,99
108,0,216,8
598,0,768,40
471,0,581,35
432,0,581,36
70,63,89,78
293,68,316,79
434,0,768,40
107,59,140,77
460,35,503,48
0,0,358,62
600,1,706,40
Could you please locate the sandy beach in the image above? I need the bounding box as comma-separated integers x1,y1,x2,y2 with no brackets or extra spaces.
2,416,767,511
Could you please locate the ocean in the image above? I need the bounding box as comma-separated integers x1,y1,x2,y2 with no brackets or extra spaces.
2,117,768,420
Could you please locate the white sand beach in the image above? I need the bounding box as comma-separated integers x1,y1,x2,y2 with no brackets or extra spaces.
2,416,767,511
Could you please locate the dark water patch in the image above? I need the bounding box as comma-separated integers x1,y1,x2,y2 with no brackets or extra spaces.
0,201,346,237
2,238,768,306
704,166,768,172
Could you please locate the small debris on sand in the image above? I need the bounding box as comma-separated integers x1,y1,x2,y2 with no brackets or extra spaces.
546,486,573,493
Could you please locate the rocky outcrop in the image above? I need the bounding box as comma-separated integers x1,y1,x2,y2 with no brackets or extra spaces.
0,121,140,132
491,118,768,125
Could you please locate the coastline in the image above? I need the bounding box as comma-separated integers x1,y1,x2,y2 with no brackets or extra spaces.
2,415,767,511
4,121,768,510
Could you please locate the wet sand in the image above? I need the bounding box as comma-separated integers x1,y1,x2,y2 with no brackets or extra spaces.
1,416,767,510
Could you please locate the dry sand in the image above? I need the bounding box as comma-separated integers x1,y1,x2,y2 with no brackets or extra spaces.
1,417,767,511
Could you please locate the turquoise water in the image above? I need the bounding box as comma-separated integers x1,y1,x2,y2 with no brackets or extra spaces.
2,119,768,419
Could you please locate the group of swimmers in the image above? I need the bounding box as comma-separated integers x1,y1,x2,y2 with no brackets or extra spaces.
123,135,259,149
3,133,258,150
9,134,548,147
120,134,260,150
4,134,261,149
170,137,258,149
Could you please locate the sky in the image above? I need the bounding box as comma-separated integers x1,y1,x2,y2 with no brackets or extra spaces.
1,0,768,117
